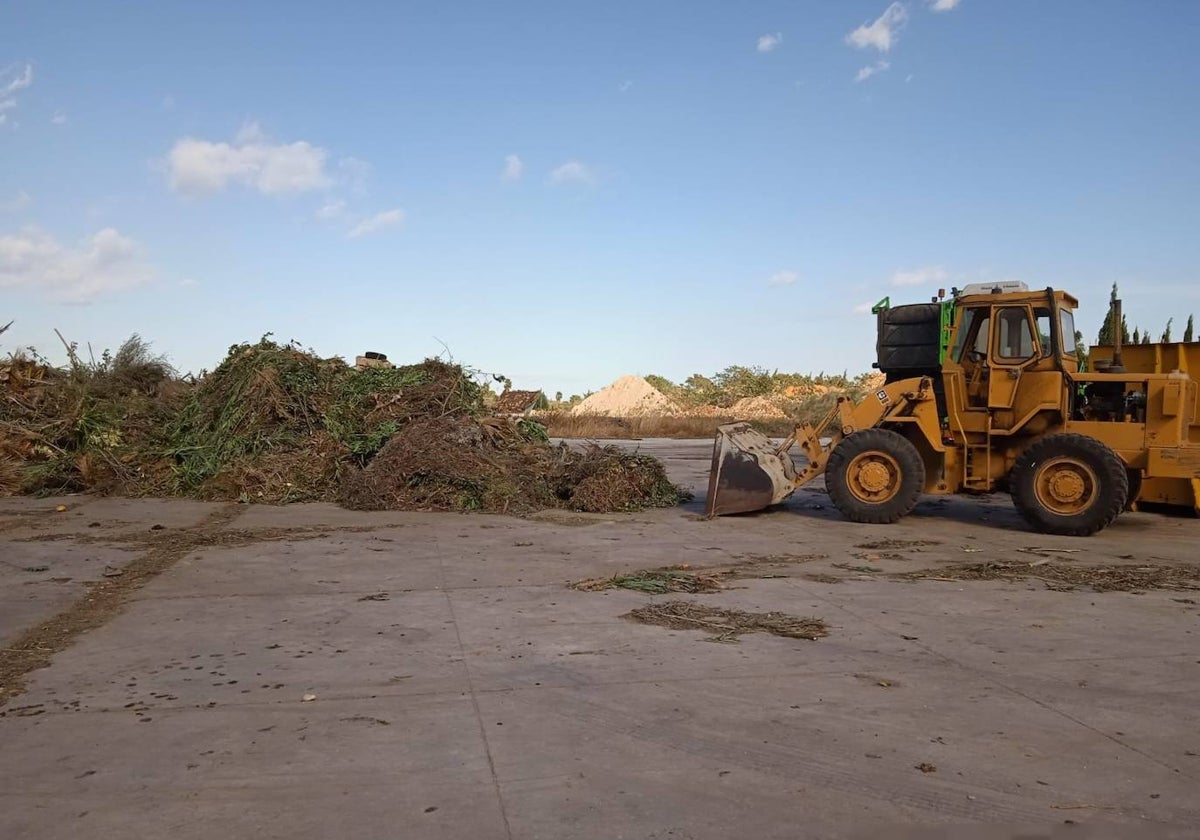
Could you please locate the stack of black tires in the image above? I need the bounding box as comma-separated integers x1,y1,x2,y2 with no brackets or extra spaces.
876,303,942,379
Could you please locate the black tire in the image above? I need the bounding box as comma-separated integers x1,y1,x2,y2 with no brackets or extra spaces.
1011,434,1129,537
826,429,926,525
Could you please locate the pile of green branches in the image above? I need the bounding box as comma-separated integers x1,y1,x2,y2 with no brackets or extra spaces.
2,333,688,515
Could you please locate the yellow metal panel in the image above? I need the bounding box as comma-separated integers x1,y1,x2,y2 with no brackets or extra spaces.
1062,420,1146,457
1163,380,1182,416
1133,476,1198,512
1091,342,1200,376
1147,447,1200,479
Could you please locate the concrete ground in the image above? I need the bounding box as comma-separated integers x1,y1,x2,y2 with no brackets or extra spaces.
1,439,1198,838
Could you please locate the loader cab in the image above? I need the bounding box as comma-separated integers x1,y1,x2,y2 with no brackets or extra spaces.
948,286,1078,422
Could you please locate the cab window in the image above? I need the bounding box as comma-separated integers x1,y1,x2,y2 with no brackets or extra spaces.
1035,309,1053,357
952,308,990,362
1059,308,1077,357
995,307,1037,361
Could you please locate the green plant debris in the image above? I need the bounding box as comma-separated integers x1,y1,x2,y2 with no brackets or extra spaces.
2,335,689,515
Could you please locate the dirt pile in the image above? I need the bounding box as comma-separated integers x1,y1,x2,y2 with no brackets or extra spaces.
728,395,788,420
570,375,681,417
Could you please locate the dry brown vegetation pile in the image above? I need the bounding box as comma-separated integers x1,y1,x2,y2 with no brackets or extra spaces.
624,601,829,642
895,560,1200,592
338,416,685,514
1,335,688,514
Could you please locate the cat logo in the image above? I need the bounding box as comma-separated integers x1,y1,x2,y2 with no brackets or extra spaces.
876,389,889,405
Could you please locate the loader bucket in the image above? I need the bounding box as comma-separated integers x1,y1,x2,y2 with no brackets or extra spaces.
705,422,799,517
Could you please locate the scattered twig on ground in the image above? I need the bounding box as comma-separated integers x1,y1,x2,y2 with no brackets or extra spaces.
624,601,828,642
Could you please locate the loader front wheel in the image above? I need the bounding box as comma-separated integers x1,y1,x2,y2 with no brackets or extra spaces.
826,429,925,525
1011,434,1128,536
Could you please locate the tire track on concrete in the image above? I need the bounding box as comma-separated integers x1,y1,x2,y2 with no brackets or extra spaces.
0,504,243,708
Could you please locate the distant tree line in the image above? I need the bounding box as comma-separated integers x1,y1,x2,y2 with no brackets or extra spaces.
1095,283,1194,347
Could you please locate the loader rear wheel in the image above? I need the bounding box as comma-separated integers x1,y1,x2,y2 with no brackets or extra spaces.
826,429,925,525
1011,434,1128,537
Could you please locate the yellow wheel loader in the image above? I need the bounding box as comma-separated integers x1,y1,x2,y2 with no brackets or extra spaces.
705,284,1200,536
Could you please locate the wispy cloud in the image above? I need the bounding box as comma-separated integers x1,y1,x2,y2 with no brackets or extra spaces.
891,266,948,287
0,226,153,302
0,190,31,213
618,80,633,92
926,0,960,11
548,161,595,186
315,199,347,221
161,94,176,111
856,60,891,82
757,32,783,53
167,122,332,195
767,270,798,287
0,63,34,127
847,3,909,52
853,300,876,314
50,110,67,125
348,208,404,238
502,154,524,182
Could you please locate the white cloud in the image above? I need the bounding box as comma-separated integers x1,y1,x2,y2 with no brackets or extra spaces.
348,208,404,238
179,277,199,287
927,0,960,10
167,122,332,195
0,226,153,302
1,63,33,98
847,3,909,52
767,270,798,286
315,199,347,221
0,190,31,213
757,32,783,53
856,60,891,82
891,266,948,287
548,161,595,186
50,110,67,125
502,154,524,182
853,300,876,314
0,63,34,126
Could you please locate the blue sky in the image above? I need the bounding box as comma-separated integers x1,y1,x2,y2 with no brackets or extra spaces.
3,1,1199,396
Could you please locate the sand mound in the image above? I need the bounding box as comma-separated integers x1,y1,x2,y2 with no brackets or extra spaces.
729,395,788,420
782,383,831,398
570,375,681,417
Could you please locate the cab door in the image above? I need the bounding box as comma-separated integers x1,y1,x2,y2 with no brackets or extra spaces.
988,305,1041,410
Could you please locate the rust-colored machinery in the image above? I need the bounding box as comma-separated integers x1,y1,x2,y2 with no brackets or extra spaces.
706,284,1200,535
